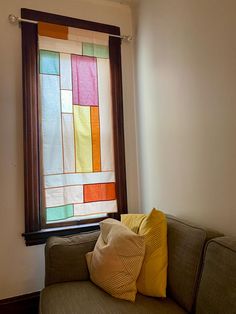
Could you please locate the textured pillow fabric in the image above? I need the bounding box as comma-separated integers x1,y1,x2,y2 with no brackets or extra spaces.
86,218,145,302
120,213,146,234
121,209,168,298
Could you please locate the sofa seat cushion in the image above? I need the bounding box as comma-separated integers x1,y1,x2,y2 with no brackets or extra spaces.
40,281,187,314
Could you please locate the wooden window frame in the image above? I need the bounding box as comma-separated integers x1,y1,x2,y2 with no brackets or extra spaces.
21,8,127,246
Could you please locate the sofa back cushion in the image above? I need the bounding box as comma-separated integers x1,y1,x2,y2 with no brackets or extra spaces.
167,216,221,312
195,237,236,314
45,231,100,286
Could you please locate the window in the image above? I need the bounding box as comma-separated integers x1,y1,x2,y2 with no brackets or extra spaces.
21,9,127,245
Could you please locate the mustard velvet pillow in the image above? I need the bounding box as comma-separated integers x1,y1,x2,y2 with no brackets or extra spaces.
86,218,145,302
121,208,168,298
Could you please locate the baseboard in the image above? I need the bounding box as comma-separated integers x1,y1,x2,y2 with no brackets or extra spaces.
0,291,40,314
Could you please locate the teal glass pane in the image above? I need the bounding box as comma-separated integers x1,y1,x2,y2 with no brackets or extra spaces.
82,43,109,59
46,204,74,222
40,50,59,75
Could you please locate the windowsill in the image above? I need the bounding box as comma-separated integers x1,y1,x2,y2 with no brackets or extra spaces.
22,222,100,246
46,213,108,225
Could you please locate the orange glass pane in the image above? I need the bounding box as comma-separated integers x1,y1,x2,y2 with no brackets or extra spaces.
84,183,116,203
91,107,101,172
38,22,68,40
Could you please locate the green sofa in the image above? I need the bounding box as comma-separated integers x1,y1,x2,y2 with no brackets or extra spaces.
40,216,236,313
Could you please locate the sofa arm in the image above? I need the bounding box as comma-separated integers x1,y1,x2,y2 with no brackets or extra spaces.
45,231,100,286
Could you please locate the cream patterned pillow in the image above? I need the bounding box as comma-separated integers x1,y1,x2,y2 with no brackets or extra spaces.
86,218,145,302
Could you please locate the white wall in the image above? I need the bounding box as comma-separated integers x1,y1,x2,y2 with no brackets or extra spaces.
134,0,236,236
0,0,137,299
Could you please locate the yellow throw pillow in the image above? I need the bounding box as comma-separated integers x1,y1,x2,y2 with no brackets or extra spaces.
120,213,146,233
121,208,168,298
86,218,145,302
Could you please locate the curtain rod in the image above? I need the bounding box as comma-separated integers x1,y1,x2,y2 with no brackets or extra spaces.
8,14,133,42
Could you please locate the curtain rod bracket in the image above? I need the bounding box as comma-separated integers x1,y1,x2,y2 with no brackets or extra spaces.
9,14,38,24
8,14,19,24
122,35,133,42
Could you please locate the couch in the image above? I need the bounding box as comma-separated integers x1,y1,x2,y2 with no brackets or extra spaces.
40,216,236,313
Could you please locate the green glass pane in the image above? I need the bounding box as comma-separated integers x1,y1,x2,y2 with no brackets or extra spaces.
82,43,109,59
46,204,74,222
40,50,59,75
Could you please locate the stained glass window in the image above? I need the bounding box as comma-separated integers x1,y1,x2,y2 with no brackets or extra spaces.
38,23,117,223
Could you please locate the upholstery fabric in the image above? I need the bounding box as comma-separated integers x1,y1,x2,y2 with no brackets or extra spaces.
86,219,145,302
40,281,187,314
43,217,222,313
195,237,236,314
45,231,100,286
166,215,222,312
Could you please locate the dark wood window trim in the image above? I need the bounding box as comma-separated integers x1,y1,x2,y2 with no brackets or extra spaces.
21,8,127,246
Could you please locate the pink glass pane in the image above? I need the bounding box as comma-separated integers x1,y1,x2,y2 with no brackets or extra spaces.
72,55,98,106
